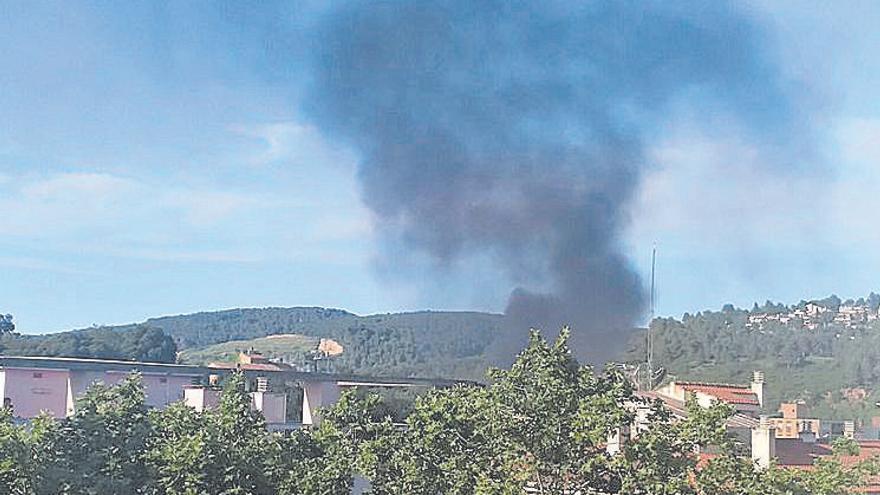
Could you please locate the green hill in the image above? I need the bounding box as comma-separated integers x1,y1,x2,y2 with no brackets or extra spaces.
140,309,499,380
114,307,355,349
1,307,503,380
0,325,177,363
626,294,880,421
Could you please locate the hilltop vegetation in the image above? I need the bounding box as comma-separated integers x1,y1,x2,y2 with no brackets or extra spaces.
2,308,501,380
628,293,880,421
168,309,502,380
134,307,354,348
0,324,177,363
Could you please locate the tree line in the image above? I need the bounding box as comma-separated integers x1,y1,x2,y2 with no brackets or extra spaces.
626,299,880,415
2,329,874,495
0,323,177,364
0,309,501,380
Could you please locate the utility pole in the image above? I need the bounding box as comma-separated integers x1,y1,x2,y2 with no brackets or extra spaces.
646,244,657,391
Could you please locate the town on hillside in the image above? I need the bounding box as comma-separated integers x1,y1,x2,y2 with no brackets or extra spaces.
746,294,880,330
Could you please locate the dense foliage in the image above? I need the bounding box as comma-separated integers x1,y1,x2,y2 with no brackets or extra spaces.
0,325,177,363
1,330,874,495
0,314,13,335
627,294,880,420
4,307,500,380
128,308,499,380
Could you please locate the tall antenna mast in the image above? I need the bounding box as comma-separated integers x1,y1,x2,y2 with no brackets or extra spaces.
646,244,657,390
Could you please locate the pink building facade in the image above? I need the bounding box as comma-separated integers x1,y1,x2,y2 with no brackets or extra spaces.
0,356,204,419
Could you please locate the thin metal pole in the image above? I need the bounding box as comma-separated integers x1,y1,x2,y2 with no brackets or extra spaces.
647,244,656,389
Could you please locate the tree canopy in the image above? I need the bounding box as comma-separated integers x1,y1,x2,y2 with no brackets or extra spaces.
0,324,177,363
0,314,13,335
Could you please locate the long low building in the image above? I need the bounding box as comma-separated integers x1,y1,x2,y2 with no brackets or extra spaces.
0,355,464,425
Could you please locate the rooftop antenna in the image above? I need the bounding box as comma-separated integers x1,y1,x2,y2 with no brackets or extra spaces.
646,244,657,390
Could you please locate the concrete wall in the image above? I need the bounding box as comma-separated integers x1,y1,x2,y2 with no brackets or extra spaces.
1,368,69,418
1,367,201,419
184,387,222,412
751,417,776,469
252,391,287,424
104,371,196,409
302,381,341,425
141,373,195,408
67,370,106,415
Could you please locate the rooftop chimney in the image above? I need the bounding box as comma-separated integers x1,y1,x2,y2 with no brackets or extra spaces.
751,371,765,408
751,415,776,469
256,376,269,393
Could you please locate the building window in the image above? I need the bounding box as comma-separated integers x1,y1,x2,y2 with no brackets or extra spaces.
32,372,43,379
159,377,168,384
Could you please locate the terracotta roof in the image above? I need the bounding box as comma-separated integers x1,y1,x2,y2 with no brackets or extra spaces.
677,383,760,406
638,392,759,429
775,439,833,466
776,439,880,493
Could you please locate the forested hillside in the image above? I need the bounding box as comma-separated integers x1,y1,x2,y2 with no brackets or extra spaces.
115,307,355,348
13,293,880,409
2,308,502,381
627,294,880,420
0,325,177,363
167,309,502,380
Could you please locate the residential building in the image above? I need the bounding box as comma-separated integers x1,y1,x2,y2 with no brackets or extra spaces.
654,371,764,415
1,354,463,426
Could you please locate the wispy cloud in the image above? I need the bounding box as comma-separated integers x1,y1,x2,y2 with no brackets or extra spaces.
0,167,372,266
230,121,357,168
628,126,826,251
0,255,95,275
0,170,270,259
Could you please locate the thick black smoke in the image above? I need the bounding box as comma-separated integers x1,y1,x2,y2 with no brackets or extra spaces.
307,1,807,363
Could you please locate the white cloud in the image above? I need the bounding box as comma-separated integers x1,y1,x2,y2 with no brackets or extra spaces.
0,167,374,267
163,189,262,227
627,129,824,251
19,172,136,200
0,255,94,274
826,118,880,243
0,170,267,257
231,121,357,168
0,172,140,237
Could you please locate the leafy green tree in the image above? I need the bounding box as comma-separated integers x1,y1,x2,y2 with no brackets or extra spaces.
0,314,14,335
327,328,877,495
31,373,155,494
0,406,35,494
0,325,177,363
147,372,275,495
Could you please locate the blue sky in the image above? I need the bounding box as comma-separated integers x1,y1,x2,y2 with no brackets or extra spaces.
2,1,880,333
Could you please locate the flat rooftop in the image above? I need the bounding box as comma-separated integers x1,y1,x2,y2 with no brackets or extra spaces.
0,355,469,387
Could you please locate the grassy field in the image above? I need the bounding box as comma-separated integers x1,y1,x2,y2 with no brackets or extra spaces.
178,334,320,367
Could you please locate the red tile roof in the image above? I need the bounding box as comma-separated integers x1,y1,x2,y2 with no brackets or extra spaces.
775,439,833,466
677,382,760,405
776,439,880,493
638,392,759,429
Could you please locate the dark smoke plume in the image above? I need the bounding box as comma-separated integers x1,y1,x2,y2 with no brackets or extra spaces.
307,1,808,363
